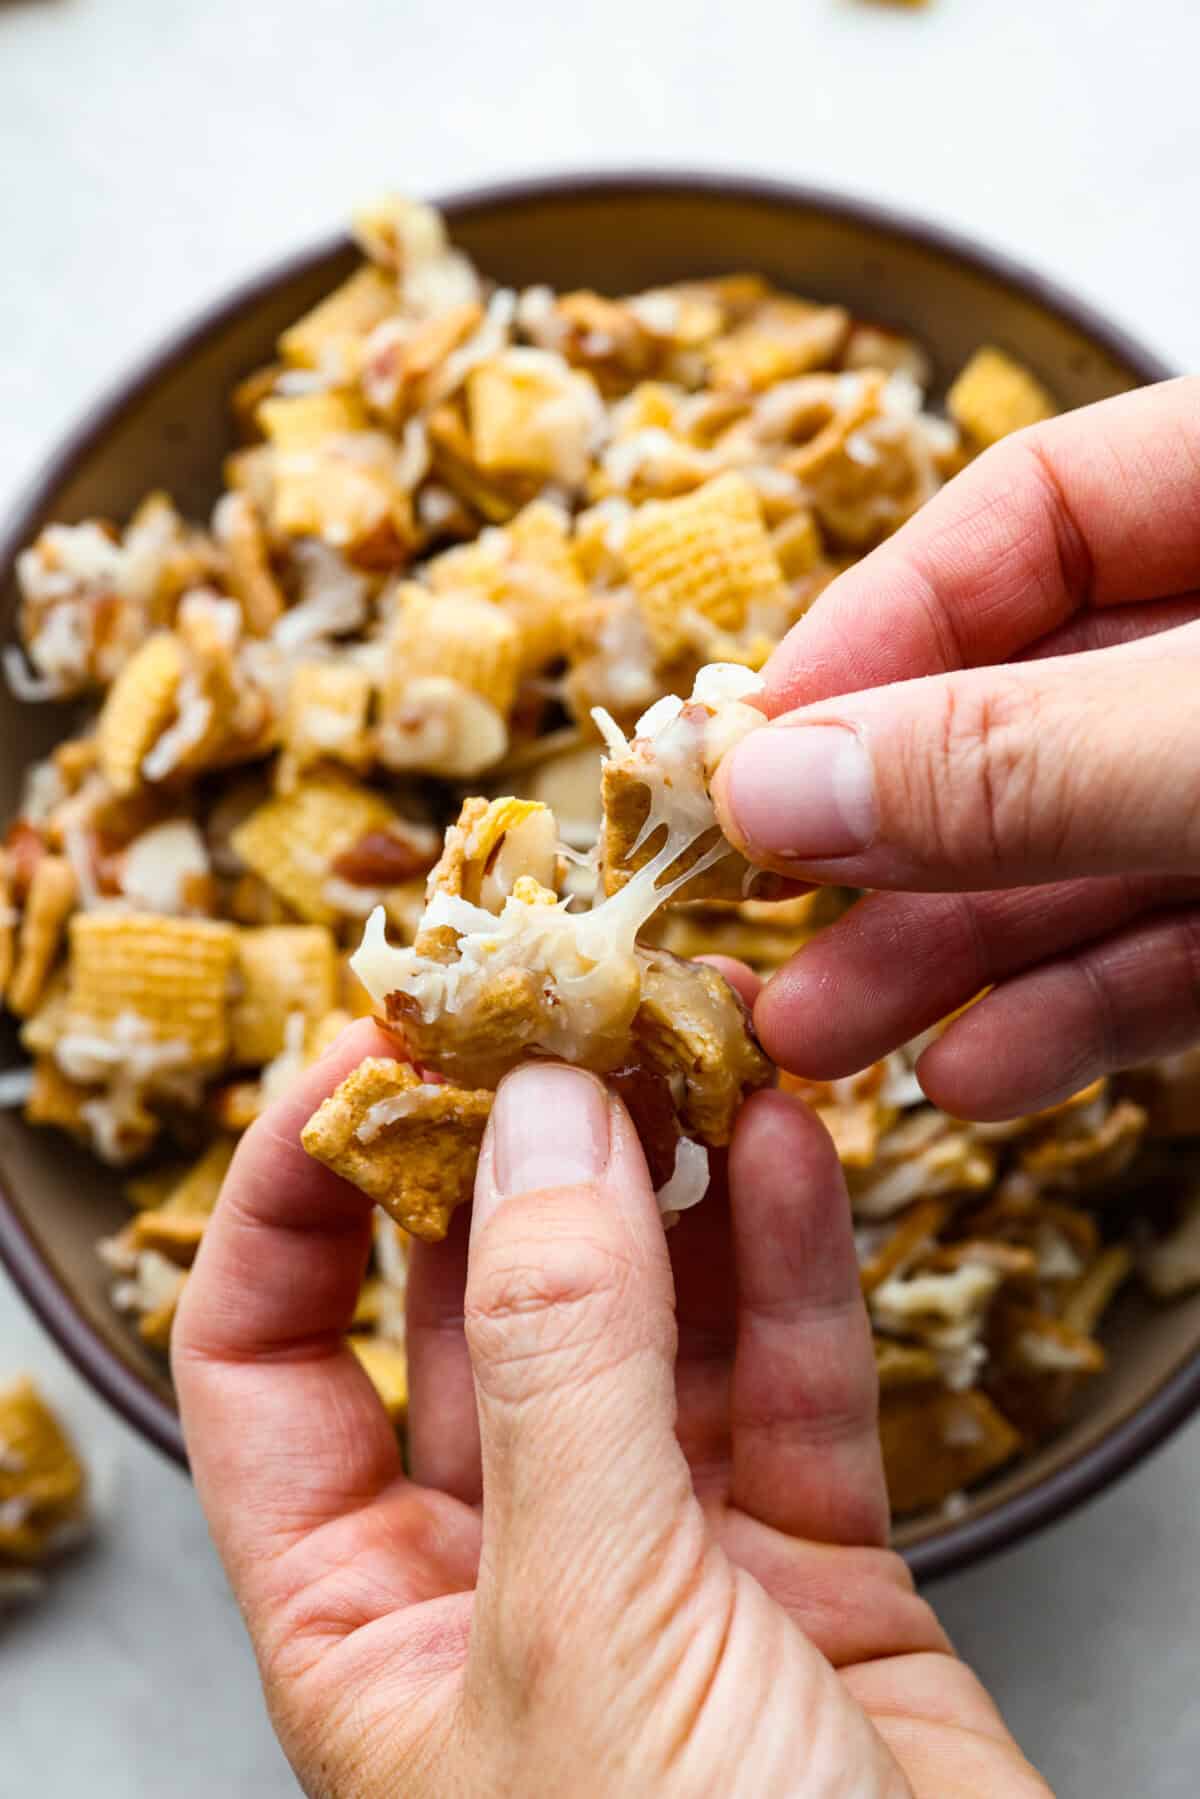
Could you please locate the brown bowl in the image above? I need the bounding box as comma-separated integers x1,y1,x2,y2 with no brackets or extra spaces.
0,172,1188,1581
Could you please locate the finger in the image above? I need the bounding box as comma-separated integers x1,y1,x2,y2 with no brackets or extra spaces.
755,874,1200,1080
464,1063,696,1655
919,906,1200,1118
716,633,1200,890
405,1201,481,1504
1018,593,1200,662
729,1090,887,1546
174,1020,460,1608
762,375,1200,711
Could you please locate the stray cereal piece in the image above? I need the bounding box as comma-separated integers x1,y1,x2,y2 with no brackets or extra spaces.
231,774,398,925
946,347,1056,449
96,632,186,795
0,1377,89,1566
65,912,237,1068
879,1388,1021,1517
347,1335,409,1422
231,926,339,1064
7,855,76,1018
624,472,788,663
302,1056,492,1241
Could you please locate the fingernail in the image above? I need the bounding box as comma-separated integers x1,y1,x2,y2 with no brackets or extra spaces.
485,1064,611,1209
725,722,876,861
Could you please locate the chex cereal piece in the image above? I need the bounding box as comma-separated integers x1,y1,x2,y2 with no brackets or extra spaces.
387,586,520,717
65,913,237,1067
707,297,849,392
879,1388,1021,1517
0,1377,88,1565
302,1056,492,1241
467,349,603,487
347,1335,409,1422
624,472,787,663
128,1137,237,1262
96,632,185,795
7,855,76,1018
231,774,398,924
231,926,339,1064
946,347,1056,448
212,492,285,636
633,950,772,1145
24,1056,95,1138
279,660,373,788
279,265,398,372
423,796,559,912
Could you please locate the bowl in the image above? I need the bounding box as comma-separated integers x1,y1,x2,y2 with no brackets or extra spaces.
0,171,1188,1582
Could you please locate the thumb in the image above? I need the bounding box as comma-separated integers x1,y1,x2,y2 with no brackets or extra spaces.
714,636,1200,891
464,1063,696,1659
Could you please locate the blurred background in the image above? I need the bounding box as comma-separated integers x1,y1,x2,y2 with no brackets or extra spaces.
3,1,1198,1793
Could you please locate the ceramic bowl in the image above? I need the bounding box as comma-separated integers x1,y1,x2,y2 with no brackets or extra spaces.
0,172,1188,1581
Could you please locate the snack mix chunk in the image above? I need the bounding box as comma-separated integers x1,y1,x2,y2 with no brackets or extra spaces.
3,190,1196,1521
0,1377,90,1608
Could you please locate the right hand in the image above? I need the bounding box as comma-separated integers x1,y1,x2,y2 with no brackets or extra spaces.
713,376,1200,1119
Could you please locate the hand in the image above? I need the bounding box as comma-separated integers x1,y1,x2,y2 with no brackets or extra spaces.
173,1015,1046,1798
714,376,1200,1119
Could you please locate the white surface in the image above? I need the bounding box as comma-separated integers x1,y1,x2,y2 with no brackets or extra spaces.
2,0,1199,1792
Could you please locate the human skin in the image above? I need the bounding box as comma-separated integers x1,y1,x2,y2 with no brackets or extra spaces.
714,376,1200,1120
173,1017,1048,1797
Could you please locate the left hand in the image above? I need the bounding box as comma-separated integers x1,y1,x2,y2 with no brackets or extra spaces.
173,1011,1046,1798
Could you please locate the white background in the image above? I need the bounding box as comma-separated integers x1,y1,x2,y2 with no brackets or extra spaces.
3,0,1199,1792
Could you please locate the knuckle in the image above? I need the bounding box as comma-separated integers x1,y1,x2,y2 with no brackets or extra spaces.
465,1220,638,1395
907,673,1057,877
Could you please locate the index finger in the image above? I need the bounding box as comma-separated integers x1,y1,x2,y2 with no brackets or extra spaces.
763,375,1200,713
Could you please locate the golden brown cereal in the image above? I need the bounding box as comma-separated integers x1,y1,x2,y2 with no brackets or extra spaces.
96,633,186,795
7,855,76,1018
347,1335,409,1421
279,265,399,372
0,1377,88,1565
423,796,559,912
880,1388,1021,1516
946,346,1057,448
632,950,772,1145
386,585,520,716
231,774,398,924
301,1056,491,1241
467,352,601,486
279,660,373,787
624,473,788,663
212,491,286,635
0,852,14,996
66,912,237,1066
231,926,339,1064
708,298,849,392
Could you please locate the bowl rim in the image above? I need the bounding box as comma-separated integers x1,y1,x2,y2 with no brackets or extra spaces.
0,167,1187,1583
